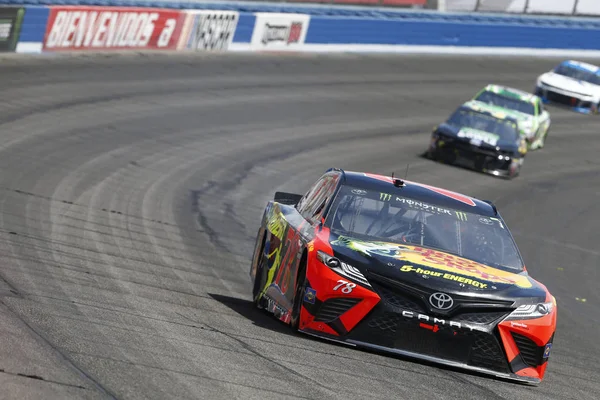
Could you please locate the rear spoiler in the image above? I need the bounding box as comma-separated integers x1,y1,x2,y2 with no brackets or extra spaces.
274,191,302,206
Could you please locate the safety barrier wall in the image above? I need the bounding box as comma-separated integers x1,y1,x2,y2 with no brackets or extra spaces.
4,2,600,55
444,0,600,16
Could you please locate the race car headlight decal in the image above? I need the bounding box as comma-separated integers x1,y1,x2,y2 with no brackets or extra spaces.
507,301,554,320
317,250,339,268
317,251,371,287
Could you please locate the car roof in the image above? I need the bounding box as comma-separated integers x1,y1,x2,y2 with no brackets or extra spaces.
560,60,600,73
334,169,498,216
482,84,537,103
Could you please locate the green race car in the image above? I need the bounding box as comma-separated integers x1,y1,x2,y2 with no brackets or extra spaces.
469,84,551,150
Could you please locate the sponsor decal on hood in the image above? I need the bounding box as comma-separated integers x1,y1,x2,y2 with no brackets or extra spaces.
330,236,532,289
457,127,500,146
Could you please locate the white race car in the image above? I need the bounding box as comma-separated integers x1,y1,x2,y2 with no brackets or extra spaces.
535,60,600,114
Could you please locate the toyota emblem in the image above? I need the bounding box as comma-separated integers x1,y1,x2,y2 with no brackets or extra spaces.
429,292,454,310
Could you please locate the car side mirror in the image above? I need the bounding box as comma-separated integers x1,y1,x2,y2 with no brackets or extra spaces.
274,191,303,206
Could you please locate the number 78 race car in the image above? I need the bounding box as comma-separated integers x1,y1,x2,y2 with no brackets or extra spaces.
249,169,557,384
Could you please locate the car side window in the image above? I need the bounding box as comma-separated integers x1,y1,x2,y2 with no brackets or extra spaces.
297,174,338,223
297,177,327,219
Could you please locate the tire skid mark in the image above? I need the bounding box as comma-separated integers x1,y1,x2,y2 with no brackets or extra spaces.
69,351,313,399
0,367,87,390
3,187,177,227
0,300,119,399
176,312,340,398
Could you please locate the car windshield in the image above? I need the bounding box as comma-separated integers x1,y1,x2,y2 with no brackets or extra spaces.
554,64,600,85
327,186,524,272
475,91,535,115
447,109,519,142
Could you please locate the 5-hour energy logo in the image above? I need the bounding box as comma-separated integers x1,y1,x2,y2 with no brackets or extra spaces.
399,265,490,289
332,235,533,288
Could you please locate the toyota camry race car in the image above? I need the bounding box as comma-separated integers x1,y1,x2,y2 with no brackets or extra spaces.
249,169,557,384
535,60,600,114
426,103,528,178
472,85,551,150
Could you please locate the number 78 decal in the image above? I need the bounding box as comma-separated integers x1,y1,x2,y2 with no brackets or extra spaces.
333,280,356,294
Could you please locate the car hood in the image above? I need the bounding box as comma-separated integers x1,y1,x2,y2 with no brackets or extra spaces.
437,123,518,152
539,72,600,97
329,234,547,302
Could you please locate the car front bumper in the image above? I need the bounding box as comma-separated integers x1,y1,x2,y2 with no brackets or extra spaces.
428,136,521,178
535,84,598,114
303,334,543,385
300,282,549,386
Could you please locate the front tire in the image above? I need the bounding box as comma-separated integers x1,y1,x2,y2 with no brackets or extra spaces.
508,159,522,179
538,124,550,149
290,255,307,331
251,233,267,307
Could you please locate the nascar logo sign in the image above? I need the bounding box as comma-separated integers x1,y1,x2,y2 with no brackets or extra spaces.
179,10,239,51
250,13,310,50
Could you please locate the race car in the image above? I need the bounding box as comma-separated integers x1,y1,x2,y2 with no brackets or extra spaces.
472,84,551,150
249,169,557,384
535,60,600,114
425,102,528,178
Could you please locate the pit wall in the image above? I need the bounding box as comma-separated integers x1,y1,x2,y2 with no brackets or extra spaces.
3,2,600,56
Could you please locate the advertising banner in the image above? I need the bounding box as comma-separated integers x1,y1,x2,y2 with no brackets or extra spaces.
179,10,239,51
42,6,186,51
0,7,24,52
250,13,310,50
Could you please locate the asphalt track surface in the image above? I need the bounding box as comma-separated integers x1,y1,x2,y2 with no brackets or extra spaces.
0,52,599,400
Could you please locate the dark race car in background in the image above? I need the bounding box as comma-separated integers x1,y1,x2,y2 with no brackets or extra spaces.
249,169,557,385
425,103,528,178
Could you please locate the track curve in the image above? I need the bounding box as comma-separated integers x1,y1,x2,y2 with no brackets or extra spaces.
0,53,598,400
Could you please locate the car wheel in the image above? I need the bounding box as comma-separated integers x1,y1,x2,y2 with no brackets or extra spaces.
422,148,435,160
290,255,307,331
251,234,267,308
539,126,549,148
511,160,522,179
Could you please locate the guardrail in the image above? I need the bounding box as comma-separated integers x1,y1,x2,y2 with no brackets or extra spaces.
3,2,600,56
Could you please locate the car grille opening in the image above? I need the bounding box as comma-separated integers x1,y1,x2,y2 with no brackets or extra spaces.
314,298,361,322
346,277,513,374
545,90,582,107
352,311,511,373
373,283,425,313
512,332,544,367
453,311,510,325
469,332,509,372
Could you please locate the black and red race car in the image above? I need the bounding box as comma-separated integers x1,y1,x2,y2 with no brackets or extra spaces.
249,169,557,384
